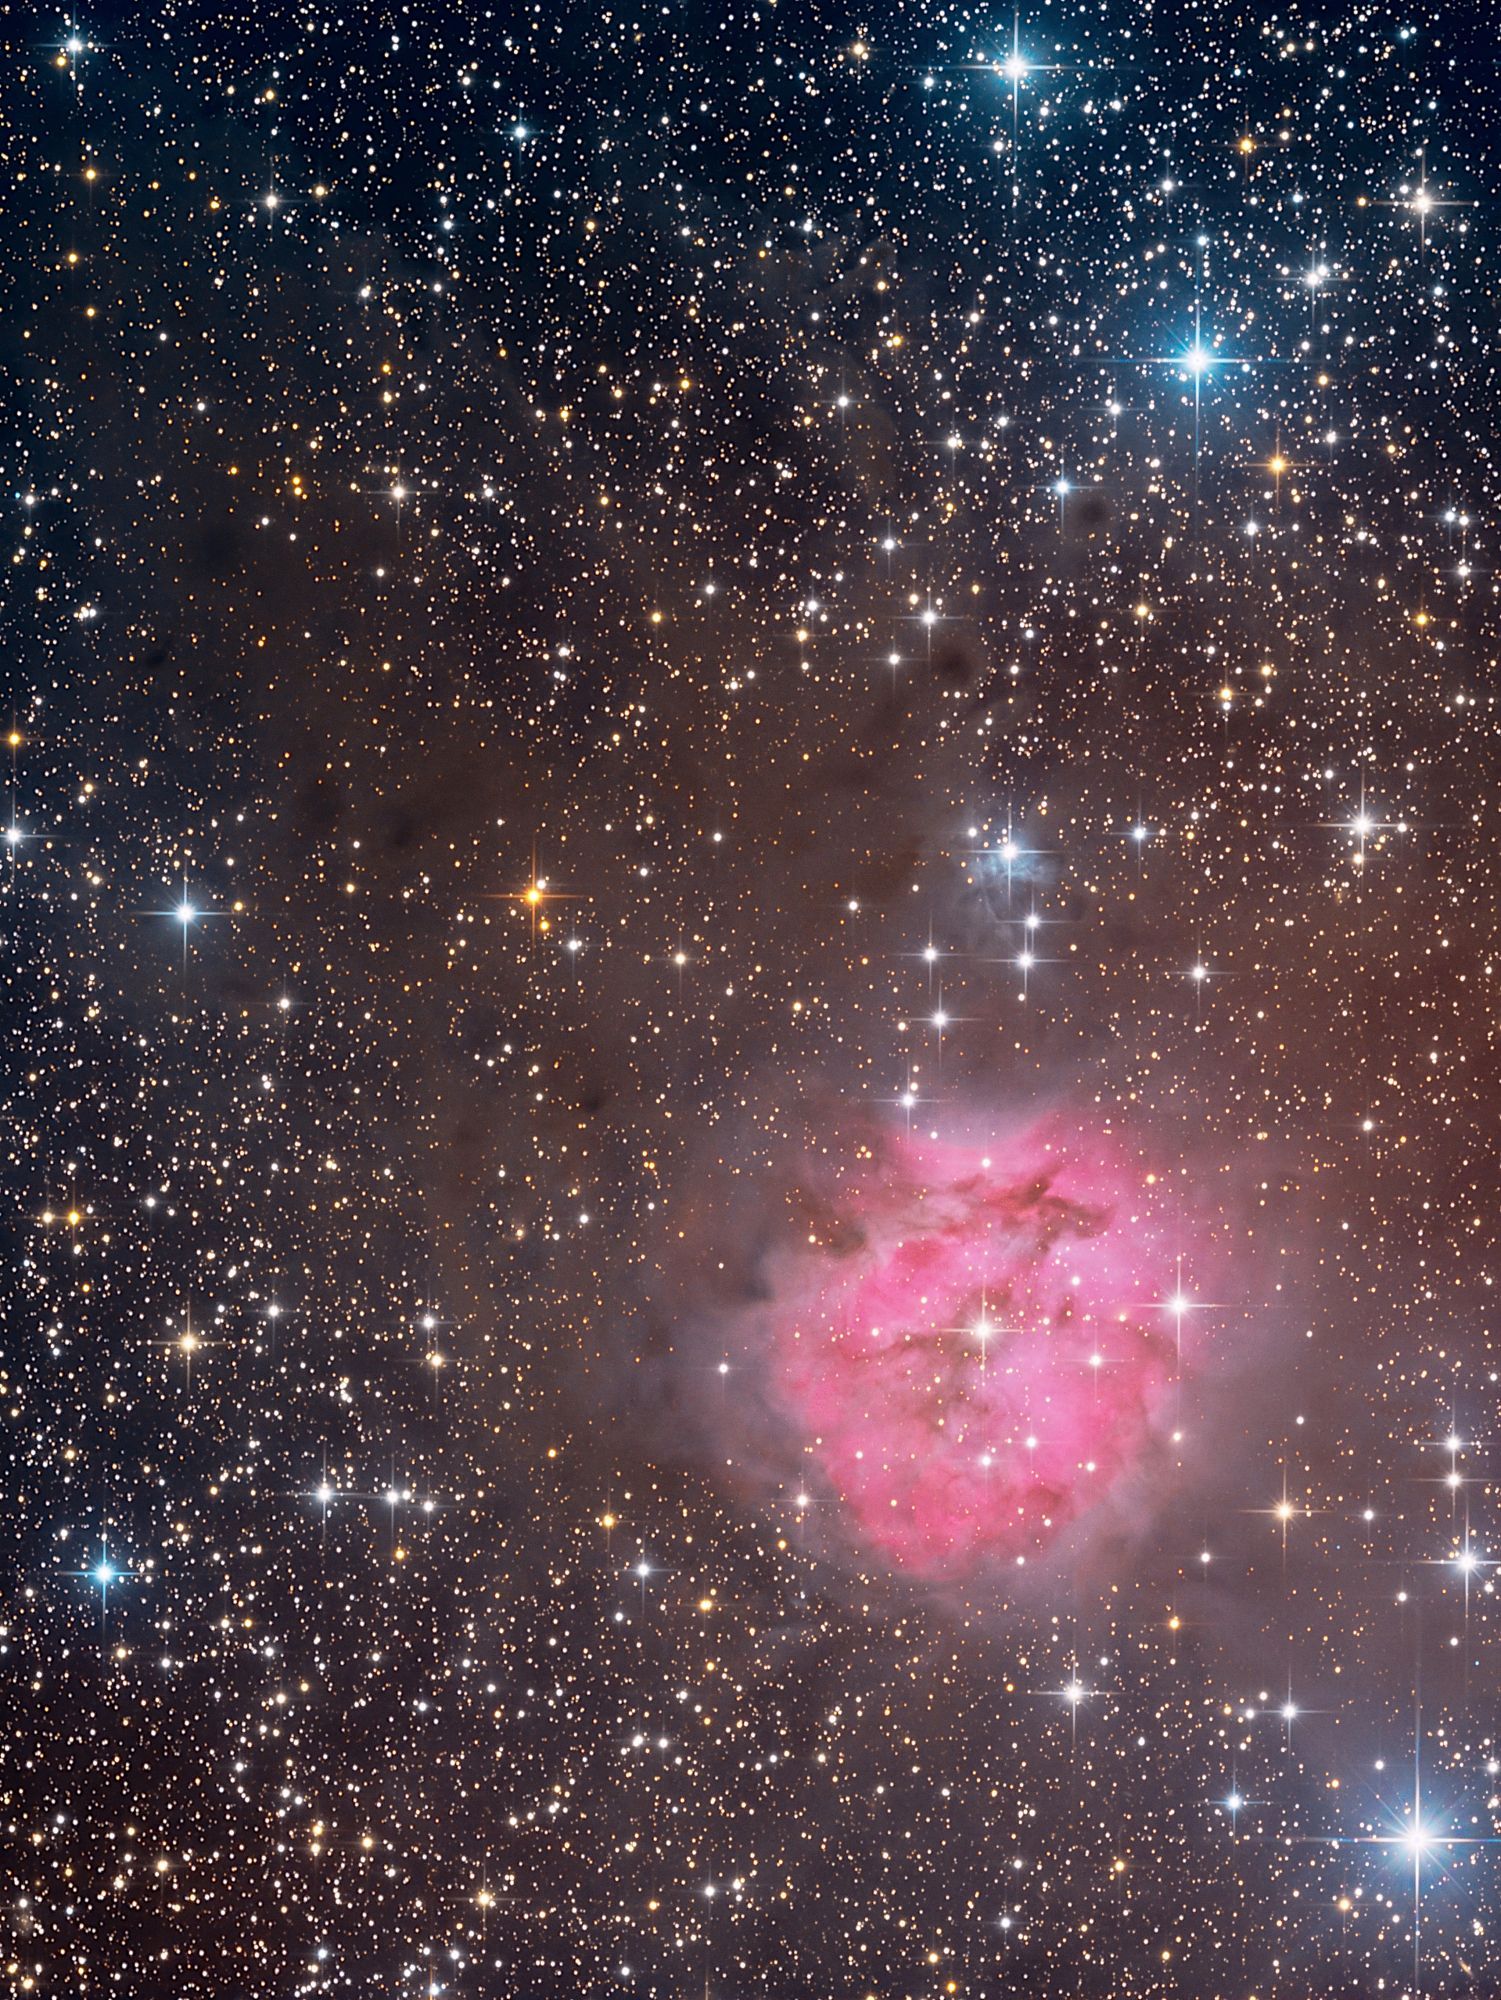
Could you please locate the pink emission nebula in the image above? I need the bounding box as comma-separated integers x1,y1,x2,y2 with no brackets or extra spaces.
775,1124,1211,1577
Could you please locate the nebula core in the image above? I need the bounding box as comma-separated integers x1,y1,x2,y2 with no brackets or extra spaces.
774,1124,1204,1577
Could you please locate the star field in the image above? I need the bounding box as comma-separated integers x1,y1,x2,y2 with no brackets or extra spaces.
5,2,1501,1996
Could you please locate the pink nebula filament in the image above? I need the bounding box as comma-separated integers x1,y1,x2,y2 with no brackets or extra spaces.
776,1127,1195,1575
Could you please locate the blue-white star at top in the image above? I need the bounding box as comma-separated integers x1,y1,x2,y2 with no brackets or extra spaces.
71,1539,133,1619
145,879,226,964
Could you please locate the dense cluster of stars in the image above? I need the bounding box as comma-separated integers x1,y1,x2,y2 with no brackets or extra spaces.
4,2,1501,1995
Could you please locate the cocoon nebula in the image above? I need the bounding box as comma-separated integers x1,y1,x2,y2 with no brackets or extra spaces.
773,1123,1211,1577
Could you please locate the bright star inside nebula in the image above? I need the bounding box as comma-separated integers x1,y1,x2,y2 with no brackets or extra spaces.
772,1123,1208,1576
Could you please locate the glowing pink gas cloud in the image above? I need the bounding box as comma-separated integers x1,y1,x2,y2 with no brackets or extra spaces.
773,1121,1210,1576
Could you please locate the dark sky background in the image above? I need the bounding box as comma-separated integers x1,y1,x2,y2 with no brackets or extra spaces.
5,1,1501,1994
